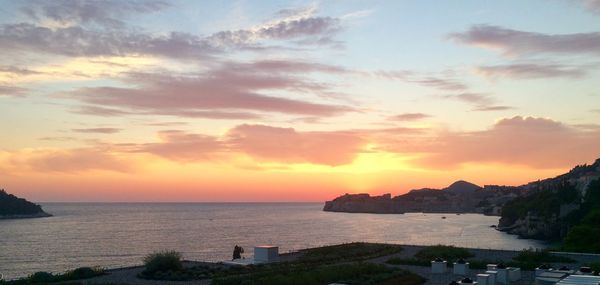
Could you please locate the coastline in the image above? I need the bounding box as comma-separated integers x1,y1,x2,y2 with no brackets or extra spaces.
0,212,52,220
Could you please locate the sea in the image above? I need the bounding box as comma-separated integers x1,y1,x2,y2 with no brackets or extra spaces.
0,203,546,279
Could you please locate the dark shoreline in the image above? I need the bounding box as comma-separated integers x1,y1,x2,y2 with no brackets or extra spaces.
0,212,52,220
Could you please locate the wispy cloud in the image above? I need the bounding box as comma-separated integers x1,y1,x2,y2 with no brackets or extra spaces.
72,128,121,134
0,85,28,97
389,113,431,121
70,60,354,119
19,0,170,29
449,24,600,56
476,63,588,79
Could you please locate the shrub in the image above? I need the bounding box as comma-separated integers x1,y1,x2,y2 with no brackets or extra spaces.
28,272,55,283
62,267,104,280
142,250,183,275
414,245,474,261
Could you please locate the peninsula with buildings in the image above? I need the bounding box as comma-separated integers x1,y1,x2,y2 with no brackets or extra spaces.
324,158,600,250
323,180,519,215
0,189,51,219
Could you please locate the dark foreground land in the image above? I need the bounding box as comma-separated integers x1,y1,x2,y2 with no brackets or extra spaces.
3,243,599,285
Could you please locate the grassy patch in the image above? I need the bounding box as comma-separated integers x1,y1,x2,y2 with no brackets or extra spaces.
297,242,403,264
513,249,575,264
414,245,474,261
212,263,424,285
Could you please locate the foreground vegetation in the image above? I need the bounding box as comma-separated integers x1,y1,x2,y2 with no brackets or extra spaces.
297,242,403,264
1,267,104,285
562,179,600,253
387,246,575,271
138,243,418,284
212,262,424,285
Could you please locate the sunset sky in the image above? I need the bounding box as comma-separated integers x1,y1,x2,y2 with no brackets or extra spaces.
1,0,600,202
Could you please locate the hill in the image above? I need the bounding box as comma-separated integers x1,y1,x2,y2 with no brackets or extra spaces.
497,159,600,252
323,180,504,214
0,189,51,219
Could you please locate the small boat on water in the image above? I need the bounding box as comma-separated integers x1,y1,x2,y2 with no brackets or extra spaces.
441,216,446,219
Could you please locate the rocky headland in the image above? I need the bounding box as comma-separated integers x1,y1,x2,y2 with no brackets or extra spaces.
0,189,52,219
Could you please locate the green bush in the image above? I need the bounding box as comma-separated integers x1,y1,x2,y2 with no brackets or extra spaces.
142,250,183,275
414,245,474,261
62,267,104,280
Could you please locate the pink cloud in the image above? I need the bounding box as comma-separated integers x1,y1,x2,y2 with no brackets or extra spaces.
26,148,131,173
226,124,365,165
410,116,600,168
389,113,431,121
72,62,354,118
135,130,223,162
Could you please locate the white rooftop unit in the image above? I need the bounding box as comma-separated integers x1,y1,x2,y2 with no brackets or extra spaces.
555,275,600,285
254,245,279,263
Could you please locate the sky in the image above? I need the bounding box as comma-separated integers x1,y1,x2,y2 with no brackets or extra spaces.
1,0,600,202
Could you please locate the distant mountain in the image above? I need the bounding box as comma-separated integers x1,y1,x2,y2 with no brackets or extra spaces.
443,180,482,194
0,189,51,219
323,180,501,214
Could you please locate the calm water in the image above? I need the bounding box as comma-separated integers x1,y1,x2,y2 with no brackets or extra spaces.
0,203,545,279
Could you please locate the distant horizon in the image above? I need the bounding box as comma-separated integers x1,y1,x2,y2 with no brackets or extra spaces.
2,0,600,202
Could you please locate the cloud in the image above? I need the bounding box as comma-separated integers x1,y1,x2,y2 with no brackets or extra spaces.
0,85,28,97
70,61,354,118
442,92,495,105
73,105,133,117
72,128,121,134
373,70,467,91
226,124,365,165
1,4,343,59
472,105,515,112
0,65,43,76
121,124,367,166
0,23,216,58
576,0,600,13
135,130,223,161
206,4,342,48
19,0,170,29
24,148,131,173
412,116,600,168
411,77,467,91
389,113,431,121
449,24,600,56
476,63,587,79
